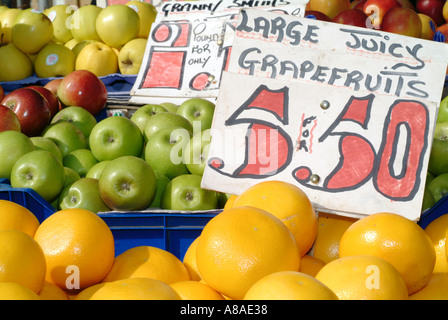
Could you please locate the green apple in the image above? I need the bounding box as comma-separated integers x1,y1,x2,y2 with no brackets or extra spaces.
63,148,98,177
85,160,111,180
145,126,191,179
184,129,211,176
98,155,157,211
177,98,215,132
34,43,76,78
75,41,118,77
12,9,54,55
89,116,144,162
437,95,448,123
95,4,140,48
69,5,102,42
0,130,35,180
63,166,81,187
428,122,448,176
10,150,65,203
58,177,110,213
125,0,157,38
30,136,63,163
42,121,87,158
51,106,97,142
0,43,33,82
427,172,448,203
143,112,193,142
118,38,147,75
130,104,168,133
161,174,219,211
149,171,171,208
160,102,179,113
0,8,22,45
44,4,75,44
421,186,436,212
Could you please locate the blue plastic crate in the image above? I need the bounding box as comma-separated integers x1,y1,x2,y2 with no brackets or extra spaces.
418,194,448,229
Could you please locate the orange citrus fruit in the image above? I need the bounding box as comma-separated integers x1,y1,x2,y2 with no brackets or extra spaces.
196,206,301,300
299,254,326,277
315,255,409,300
103,245,190,284
339,212,435,294
312,211,358,263
34,208,115,291
0,200,40,237
423,213,448,273
223,194,238,210
0,229,46,294
170,281,225,300
0,282,40,300
38,281,69,300
183,236,202,281
244,271,338,300
75,277,181,300
232,180,317,257
409,273,448,300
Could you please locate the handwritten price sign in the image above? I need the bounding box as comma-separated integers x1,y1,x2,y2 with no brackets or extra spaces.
201,9,448,220
130,0,308,104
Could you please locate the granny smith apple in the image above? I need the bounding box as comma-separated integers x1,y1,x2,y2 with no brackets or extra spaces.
130,104,169,133
43,121,87,157
98,155,157,211
51,106,97,142
58,177,110,213
0,130,35,179
95,4,140,49
184,129,211,176
145,126,191,179
63,148,98,177
89,116,144,161
10,150,65,203
12,8,54,55
30,136,63,163
161,174,219,211
64,166,81,187
177,98,215,132
422,186,436,211
427,172,448,203
143,112,193,142
437,95,448,123
86,160,111,180
428,122,448,176
160,102,179,113
149,171,171,208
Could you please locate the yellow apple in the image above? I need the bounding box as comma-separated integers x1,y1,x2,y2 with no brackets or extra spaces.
34,43,76,78
44,4,75,44
75,41,118,77
12,9,54,55
118,38,147,75
125,0,157,39
72,39,99,58
0,43,33,81
69,5,102,42
0,8,22,45
95,4,140,48
0,6,9,17
64,38,79,50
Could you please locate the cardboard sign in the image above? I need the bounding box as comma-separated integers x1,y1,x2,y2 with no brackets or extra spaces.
201,9,448,221
130,0,308,104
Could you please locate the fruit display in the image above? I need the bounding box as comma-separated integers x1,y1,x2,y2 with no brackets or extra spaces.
0,1,157,81
0,0,448,303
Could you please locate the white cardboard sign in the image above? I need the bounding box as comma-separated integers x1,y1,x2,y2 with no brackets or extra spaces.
130,0,309,104
201,9,448,221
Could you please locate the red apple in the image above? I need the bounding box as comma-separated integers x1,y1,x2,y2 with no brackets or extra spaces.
308,0,351,19
43,78,63,97
0,88,51,137
363,0,401,29
57,70,108,116
0,85,4,101
332,8,369,27
416,0,446,26
351,0,368,10
0,105,21,133
381,7,422,37
305,10,331,21
27,85,59,119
